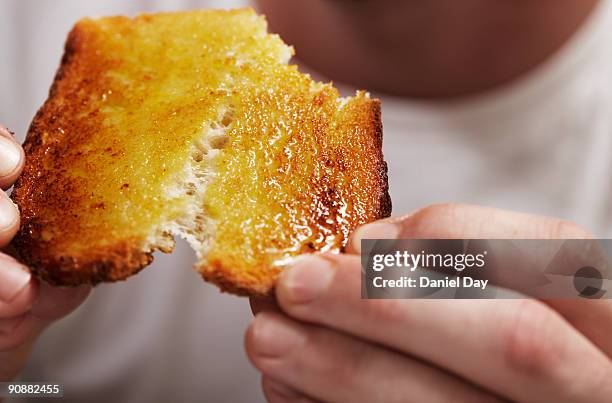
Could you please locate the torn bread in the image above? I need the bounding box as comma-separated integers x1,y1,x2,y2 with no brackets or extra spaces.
11,8,391,296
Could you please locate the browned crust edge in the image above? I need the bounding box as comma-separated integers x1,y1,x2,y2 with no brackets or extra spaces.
10,238,155,286
370,98,393,220
201,261,280,298
10,24,157,287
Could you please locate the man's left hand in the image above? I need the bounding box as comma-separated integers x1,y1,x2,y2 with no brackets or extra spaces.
246,204,612,403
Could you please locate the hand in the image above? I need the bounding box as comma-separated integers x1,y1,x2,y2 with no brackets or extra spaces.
0,125,90,381
246,204,612,403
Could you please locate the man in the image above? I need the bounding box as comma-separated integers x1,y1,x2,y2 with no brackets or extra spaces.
1,0,612,402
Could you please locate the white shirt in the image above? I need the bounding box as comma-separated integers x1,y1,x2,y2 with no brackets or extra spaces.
2,1,612,402
378,0,612,235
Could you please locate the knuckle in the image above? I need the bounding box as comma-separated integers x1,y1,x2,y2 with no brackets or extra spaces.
502,300,562,378
365,299,410,326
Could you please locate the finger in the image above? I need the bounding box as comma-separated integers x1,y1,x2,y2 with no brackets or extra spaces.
548,299,612,358
0,278,37,318
348,203,590,255
262,377,318,403
0,281,87,355
247,312,505,403
0,254,32,306
350,203,612,357
276,254,612,403
250,296,280,315
30,282,91,321
0,192,20,247
0,125,25,190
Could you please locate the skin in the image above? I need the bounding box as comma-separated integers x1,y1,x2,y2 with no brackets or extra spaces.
246,0,612,402
248,206,612,402
256,0,599,98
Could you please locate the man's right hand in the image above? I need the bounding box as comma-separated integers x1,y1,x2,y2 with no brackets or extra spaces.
0,125,90,381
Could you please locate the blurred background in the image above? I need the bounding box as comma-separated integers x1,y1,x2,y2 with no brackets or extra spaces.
2,0,611,402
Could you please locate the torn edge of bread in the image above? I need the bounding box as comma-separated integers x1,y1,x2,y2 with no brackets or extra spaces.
144,80,373,285
137,25,292,269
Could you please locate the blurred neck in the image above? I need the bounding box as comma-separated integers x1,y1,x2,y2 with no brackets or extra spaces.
256,0,599,99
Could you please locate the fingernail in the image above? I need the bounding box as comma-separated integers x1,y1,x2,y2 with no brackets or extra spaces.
251,313,305,357
0,136,22,177
0,195,19,230
279,255,333,304
0,256,31,303
351,222,401,253
0,125,13,137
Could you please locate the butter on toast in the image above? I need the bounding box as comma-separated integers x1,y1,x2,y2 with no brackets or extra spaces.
11,9,391,296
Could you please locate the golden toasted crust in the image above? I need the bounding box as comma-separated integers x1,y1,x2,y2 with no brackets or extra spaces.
200,98,390,297
12,23,151,286
11,9,391,295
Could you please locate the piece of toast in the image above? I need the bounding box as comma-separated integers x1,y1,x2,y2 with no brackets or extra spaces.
11,8,391,296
